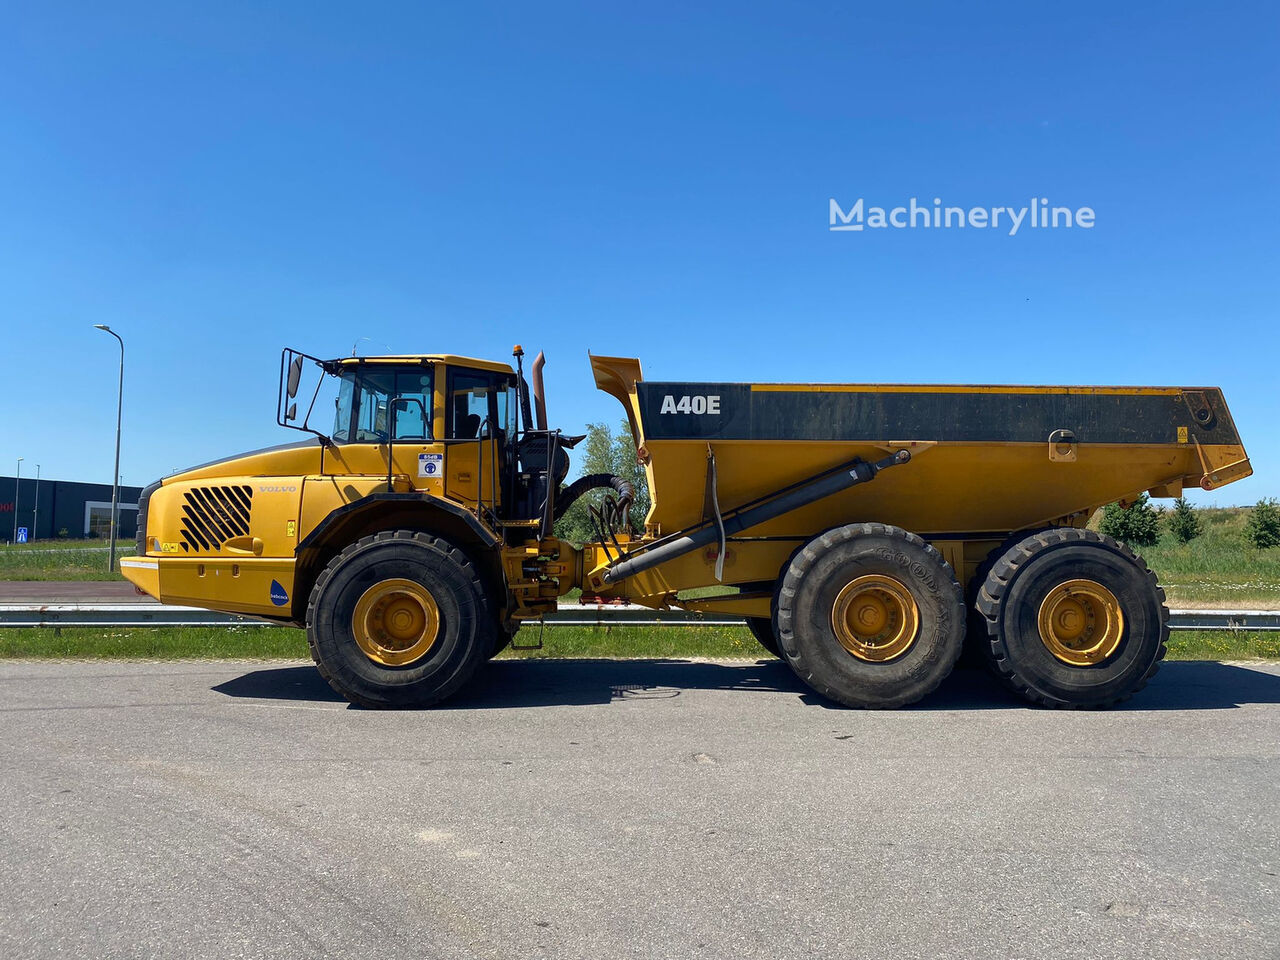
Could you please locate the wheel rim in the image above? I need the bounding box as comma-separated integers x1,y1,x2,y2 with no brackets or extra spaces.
352,578,441,667
1037,578,1125,666
830,574,920,662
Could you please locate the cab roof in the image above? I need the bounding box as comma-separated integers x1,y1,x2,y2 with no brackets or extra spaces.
334,354,515,375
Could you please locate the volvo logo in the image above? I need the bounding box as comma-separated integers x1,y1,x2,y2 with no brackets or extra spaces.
257,484,298,493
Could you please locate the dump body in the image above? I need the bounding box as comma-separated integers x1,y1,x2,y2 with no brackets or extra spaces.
586,356,1251,609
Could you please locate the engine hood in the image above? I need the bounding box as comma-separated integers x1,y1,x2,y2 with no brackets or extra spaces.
161,439,326,485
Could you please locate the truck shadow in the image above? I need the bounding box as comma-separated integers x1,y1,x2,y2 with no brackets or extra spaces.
211,659,1280,712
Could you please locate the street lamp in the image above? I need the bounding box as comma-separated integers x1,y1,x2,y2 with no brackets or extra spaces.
94,325,124,571
11,457,21,543
32,464,39,542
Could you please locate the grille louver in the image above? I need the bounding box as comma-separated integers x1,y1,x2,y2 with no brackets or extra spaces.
180,485,253,552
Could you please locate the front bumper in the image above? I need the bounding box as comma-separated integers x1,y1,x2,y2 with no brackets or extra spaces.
119,557,160,598
120,555,299,620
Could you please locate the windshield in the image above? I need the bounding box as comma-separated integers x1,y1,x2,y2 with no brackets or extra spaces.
331,366,434,443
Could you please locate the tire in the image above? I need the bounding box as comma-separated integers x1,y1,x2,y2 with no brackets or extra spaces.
960,530,1048,671
306,530,495,708
745,617,781,657
774,522,965,708
975,529,1168,708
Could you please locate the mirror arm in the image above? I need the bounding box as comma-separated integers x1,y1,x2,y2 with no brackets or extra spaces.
299,372,331,446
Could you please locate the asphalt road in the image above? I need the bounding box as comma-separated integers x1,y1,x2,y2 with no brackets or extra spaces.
1,658,1277,960
0,581,149,603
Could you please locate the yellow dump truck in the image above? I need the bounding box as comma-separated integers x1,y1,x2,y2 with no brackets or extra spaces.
121,347,1252,710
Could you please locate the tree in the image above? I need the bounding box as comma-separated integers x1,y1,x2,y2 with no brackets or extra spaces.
1167,497,1203,544
553,420,651,544
1245,498,1280,549
1098,493,1162,547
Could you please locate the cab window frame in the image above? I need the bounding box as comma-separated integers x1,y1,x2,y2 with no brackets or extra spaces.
444,367,516,441
331,364,435,444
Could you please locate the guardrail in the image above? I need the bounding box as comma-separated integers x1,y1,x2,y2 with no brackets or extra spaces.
0,603,1277,631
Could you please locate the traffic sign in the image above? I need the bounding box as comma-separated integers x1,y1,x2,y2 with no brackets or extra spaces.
16,527,28,543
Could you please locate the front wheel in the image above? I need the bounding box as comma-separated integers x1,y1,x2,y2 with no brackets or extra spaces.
306,530,495,708
775,523,965,708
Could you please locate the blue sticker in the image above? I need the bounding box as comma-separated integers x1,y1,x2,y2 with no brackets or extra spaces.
418,452,443,478
270,580,289,606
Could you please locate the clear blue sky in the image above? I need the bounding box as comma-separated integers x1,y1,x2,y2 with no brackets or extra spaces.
2,2,1276,503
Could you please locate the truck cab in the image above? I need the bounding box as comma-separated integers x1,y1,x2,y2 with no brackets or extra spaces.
123,349,577,631
312,354,517,515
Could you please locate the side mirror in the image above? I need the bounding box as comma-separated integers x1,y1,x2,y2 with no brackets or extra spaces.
286,355,304,399
285,402,297,422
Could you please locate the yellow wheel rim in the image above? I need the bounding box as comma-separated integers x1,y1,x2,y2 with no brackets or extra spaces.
1037,578,1125,666
352,578,440,667
831,574,920,662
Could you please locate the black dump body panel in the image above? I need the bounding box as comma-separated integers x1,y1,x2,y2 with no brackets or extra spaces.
635,383,1242,446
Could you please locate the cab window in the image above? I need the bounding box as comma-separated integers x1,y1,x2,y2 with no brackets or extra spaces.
447,369,514,440
332,366,433,443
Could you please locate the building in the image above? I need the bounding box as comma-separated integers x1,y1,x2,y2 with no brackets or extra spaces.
1,475,142,542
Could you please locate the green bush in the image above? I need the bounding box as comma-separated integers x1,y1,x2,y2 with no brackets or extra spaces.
1099,493,1162,547
1167,497,1203,544
1245,498,1280,549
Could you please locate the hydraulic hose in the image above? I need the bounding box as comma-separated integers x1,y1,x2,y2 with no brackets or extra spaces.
555,473,635,521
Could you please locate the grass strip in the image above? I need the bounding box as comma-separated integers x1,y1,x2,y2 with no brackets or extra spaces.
0,625,1275,662
1100,507,1280,609
0,626,308,659
0,543,132,582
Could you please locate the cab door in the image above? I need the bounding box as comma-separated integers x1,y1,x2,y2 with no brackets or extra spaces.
320,365,446,497
441,367,513,514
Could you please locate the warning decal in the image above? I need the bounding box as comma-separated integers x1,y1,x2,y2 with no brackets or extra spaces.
418,453,444,478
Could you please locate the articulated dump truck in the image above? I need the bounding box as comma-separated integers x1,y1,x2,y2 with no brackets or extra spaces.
121,347,1252,710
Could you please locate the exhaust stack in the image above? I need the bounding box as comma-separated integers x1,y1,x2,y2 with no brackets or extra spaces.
531,351,548,431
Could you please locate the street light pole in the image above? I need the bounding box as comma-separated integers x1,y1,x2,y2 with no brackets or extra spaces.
32,464,39,542
11,458,21,543
94,325,124,571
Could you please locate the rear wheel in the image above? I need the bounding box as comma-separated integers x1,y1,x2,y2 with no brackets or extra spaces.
745,617,781,657
975,529,1168,708
774,523,965,708
307,530,494,708
960,531,1048,671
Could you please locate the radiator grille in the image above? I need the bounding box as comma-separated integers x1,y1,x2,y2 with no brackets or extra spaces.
179,485,253,552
